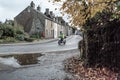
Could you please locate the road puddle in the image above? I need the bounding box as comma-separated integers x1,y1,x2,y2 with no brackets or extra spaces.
0,53,42,66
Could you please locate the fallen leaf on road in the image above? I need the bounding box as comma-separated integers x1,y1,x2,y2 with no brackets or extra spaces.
64,56,118,80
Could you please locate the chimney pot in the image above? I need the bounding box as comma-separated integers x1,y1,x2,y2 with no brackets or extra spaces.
45,8,49,15
30,1,35,9
37,5,41,12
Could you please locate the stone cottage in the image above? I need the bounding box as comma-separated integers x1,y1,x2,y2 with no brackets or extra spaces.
14,1,72,38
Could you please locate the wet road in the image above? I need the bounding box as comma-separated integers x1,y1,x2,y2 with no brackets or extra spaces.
0,35,82,55
0,50,80,80
0,35,82,80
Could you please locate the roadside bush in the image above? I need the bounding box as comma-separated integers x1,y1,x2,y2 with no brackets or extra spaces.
24,38,35,42
0,24,14,37
14,26,24,40
24,32,30,39
30,34,38,38
0,24,24,37
0,40,3,43
14,26,24,35
1,37,17,43
30,33,41,39
24,33,35,42
5,37,16,42
0,23,36,43
15,34,24,41
0,29,3,38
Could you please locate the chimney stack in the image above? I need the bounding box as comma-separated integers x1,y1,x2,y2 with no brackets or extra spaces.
50,11,55,19
55,17,58,23
30,1,35,9
37,5,41,12
50,11,53,16
45,8,49,15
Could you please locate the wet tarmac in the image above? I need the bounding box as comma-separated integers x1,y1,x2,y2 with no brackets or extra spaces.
0,35,82,55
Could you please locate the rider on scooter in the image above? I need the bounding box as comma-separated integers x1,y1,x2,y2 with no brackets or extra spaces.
59,31,65,42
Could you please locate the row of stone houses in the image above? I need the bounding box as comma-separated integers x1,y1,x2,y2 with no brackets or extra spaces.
14,1,73,39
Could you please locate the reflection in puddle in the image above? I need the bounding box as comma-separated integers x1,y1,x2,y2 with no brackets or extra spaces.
1,53,42,65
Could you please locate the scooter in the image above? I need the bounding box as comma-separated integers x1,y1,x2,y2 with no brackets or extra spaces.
58,38,66,45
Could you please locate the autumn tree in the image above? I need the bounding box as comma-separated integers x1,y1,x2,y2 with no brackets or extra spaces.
53,0,118,26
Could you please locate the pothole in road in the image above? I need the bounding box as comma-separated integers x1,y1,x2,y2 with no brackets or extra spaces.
0,53,43,67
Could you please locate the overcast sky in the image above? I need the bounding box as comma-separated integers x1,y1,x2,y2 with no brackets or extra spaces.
0,0,65,22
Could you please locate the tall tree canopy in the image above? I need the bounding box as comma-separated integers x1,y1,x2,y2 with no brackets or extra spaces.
52,0,119,27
